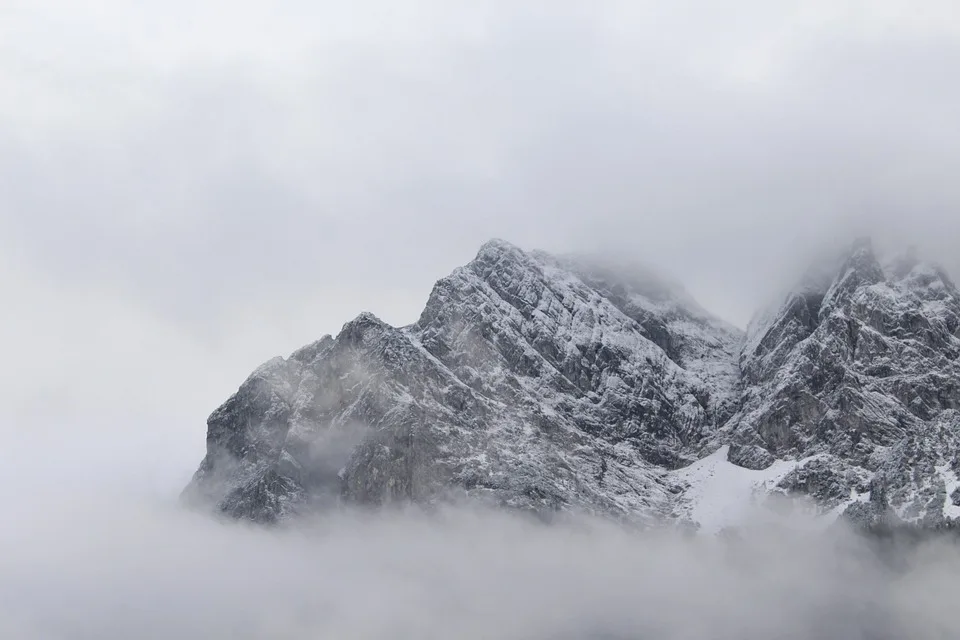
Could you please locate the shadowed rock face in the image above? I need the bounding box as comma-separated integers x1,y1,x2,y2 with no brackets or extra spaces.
183,238,960,529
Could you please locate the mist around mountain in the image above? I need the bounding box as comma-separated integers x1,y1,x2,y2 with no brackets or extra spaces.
3,488,960,639
2,238,959,639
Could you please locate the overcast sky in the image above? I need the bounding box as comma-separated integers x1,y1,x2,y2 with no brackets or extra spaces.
2,0,959,492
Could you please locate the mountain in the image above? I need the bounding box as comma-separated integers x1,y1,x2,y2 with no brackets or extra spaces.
183,238,960,532
723,239,960,529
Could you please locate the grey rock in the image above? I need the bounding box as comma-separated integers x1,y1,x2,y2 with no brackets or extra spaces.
184,239,737,523
183,237,960,530
729,238,960,527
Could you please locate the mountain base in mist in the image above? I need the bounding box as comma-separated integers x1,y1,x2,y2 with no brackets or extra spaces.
3,494,960,640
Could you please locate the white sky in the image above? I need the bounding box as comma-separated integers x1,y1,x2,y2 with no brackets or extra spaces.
2,0,959,493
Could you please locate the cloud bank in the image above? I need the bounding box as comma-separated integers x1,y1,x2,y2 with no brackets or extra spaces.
2,488,959,639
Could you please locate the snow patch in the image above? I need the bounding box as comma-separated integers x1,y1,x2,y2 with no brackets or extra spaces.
670,446,814,534
937,464,960,520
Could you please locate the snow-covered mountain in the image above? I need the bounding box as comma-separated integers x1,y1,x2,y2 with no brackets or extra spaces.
183,238,960,532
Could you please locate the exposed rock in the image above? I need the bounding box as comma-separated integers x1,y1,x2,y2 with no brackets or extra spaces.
183,238,960,531
727,237,960,528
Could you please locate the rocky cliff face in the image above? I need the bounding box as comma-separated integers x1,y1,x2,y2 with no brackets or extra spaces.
725,240,960,528
183,238,960,531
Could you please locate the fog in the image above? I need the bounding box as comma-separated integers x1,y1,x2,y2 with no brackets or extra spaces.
4,437,960,639
3,1,960,638
0,484,957,639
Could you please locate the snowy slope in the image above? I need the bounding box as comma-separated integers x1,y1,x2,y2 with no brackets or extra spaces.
670,446,800,533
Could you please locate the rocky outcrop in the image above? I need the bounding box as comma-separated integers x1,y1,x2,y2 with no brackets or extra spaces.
727,239,960,527
183,240,740,523
183,238,960,530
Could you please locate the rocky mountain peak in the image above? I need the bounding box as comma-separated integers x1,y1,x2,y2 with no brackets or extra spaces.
819,237,885,320
726,238,960,527
337,311,393,347
184,237,960,533
742,238,914,379
472,237,527,263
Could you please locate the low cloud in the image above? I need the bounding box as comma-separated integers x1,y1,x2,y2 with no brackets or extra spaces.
1,484,958,639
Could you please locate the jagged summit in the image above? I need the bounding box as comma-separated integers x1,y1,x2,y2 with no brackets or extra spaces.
724,237,960,527
742,238,956,374
819,237,885,320
474,237,524,258
184,237,960,531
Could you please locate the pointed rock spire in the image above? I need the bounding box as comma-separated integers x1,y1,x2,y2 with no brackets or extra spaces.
819,237,884,320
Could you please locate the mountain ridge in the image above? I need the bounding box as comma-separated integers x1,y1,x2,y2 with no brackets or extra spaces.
183,237,960,532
